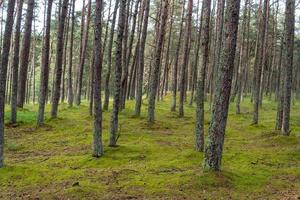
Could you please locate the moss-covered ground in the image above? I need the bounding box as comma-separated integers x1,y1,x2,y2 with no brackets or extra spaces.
0,96,299,199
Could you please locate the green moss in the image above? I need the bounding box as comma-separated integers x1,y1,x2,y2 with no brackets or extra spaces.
0,96,299,199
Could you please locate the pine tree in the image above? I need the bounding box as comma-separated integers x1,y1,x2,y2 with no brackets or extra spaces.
37,0,53,125
204,0,241,171
0,0,16,168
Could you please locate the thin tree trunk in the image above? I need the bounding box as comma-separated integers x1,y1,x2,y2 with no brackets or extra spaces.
147,0,168,123
37,0,53,125
179,0,192,117
109,0,126,146
252,0,268,124
51,0,69,118
134,0,150,116
68,0,75,107
76,0,91,106
103,0,119,111
17,0,34,108
170,1,185,112
195,0,211,152
10,0,24,123
93,0,104,157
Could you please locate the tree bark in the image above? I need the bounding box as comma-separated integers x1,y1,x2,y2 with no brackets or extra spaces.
103,0,119,111
93,0,104,157
134,0,150,116
0,0,16,168
68,0,76,107
179,0,192,117
195,0,211,152
10,0,24,123
281,0,295,135
203,0,240,171
51,0,69,118
37,0,53,125
75,0,91,106
17,0,34,108
109,0,126,146
252,0,268,124
147,0,168,123
170,1,185,112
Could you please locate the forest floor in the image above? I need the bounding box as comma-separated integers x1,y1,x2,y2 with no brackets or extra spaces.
0,96,300,199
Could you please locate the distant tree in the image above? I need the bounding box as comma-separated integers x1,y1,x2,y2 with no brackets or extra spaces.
170,1,185,112
68,0,76,107
109,0,126,147
135,0,151,116
236,0,250,114
10,0,24,124
51,0,69,118
37,0,53,125
75,0,91,106
17,0,35,108
179,0,192,117
252,0,269,124
195,0,211,152
103,0,119,111
147,0,169,123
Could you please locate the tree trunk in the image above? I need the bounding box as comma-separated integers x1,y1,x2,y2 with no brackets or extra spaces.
147,0,168,123
93,0,104,157
189,0,204,106
103,0,119,111
51,0,69,118
281,0,295,135
10,0,24,123
203,0,240,171
68,0,76,107
252,0,268,124
37,0,53,125
0,0,16,168
109,0,126,147
170,1,185,112
135,0,150,116
195,0,211,152
17,0,34,108
75,0,91,106
179,0,192,117
236,0,249,114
